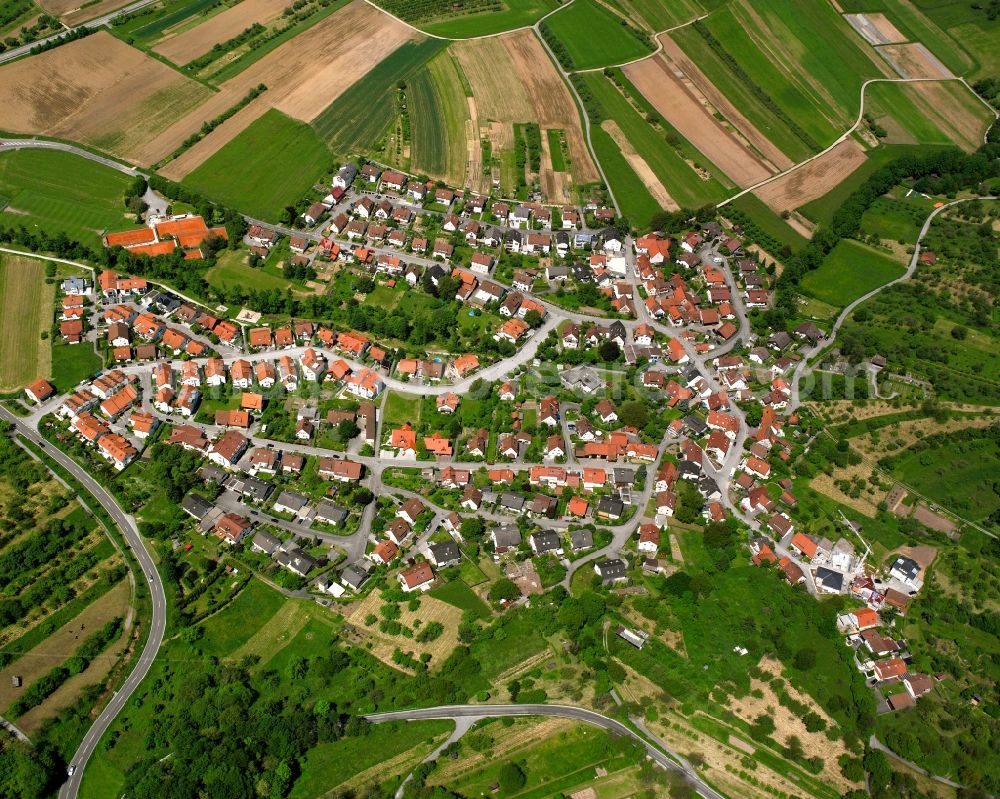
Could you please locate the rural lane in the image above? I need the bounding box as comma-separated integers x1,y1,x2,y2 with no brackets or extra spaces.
366,703,726,799
0,407,167,799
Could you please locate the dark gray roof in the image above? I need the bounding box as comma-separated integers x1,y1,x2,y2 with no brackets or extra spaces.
315,501,348,524
597,497,624,517
891,556,919,580
236,476,273,501
429,540,461,565
500,492,525,510
276,550,316,576
341,563,369,590
251,531,280,555
613,468,635,485
181,493,213,520
595,558,627,579
815,567,844,592
569,530,593,551
274,490,309,512
531,530,561,553
491,525,521,549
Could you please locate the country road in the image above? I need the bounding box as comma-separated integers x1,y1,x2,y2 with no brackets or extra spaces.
0,407,166,799
366,703,726,799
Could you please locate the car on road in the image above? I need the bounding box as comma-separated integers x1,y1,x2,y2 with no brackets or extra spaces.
67,765,76,777
146,572,153,583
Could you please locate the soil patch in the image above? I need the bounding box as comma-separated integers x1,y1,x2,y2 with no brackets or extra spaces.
601,120,678,210
843,13,908,46
660,34,793,170
623,54,772,188
0,32,212,162
756,138,867,212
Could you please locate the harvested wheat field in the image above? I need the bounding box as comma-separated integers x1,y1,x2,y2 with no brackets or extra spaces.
154,0,288,65
624,54,773,187
756,138,867,212
38,0,131,25
454,32,599,191
659,35,794,171
876,43,952,79
0,32,212,161
602,120,678,210
137,0,415,170
901,81,990,151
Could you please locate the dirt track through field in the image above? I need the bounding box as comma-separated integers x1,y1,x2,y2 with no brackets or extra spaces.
601,120,678,210
0,32,212,162
134,0,415,170
154,0,288,65
659,34,794,170
755,138,867,212
624,54,773,188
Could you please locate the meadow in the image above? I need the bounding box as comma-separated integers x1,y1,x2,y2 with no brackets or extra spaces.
578,72,729,213
799,239,905,306
588,124,661,227
429,579,491,618
418,0,559,37
183,109,330,220
859,193,934,243
865,80,991,152
206,249,302,294
382,390,424,429
608,0,704,30
544,0,651,69
311,38,446,153
695,0,884,148
408,52,470,185
0,254,52,393
727,193,807,253
0,149,133,247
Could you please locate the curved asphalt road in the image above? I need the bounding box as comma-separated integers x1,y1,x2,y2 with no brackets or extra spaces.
366,703,726,799
0,408,166,799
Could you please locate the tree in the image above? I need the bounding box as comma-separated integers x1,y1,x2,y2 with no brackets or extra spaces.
863,749,891,792
750,714,775,739
598,340,621,362
523,309,543,328
335,418,359,442
620,400,648,428
488,578,520,604
794,648,817,671
498,762,526,792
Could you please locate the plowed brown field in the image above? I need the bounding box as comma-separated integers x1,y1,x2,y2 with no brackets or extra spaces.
624,54,773,188
154,0,287,65
755,138,867,211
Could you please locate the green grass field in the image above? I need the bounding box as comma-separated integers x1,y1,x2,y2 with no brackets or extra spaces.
546,129,567,171
859,193,935,243
0,149,133,247
580,72,730,214
312,39,447,153
0,254,52,393
545,0,651,69
291,720,452,798
889,428,1000,523
382,390,423,429
697,0,883,148
800,239,906,306
183,109,329,220
419,0,559,37
206,249,296,294
729,193,808,252
429,580,491,619
409,52,469,184
111,0,220,45
610,0,703,30
50,341,101,393
865,81,989,149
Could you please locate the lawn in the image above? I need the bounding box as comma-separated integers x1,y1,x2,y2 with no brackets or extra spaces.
580,71,730,214
196,577,286,656
382,390,423,429
0,254,52,393
50,340,101,393
206,249,297,293
291,719,452,798
799,239,905,307
419,0,559,37
429,579,491,619
312,39,447,153
546,128,567,171
545,0,651,69
888,427,1000,523
409,52,470,184
183,109,330,220
0,148,133,247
